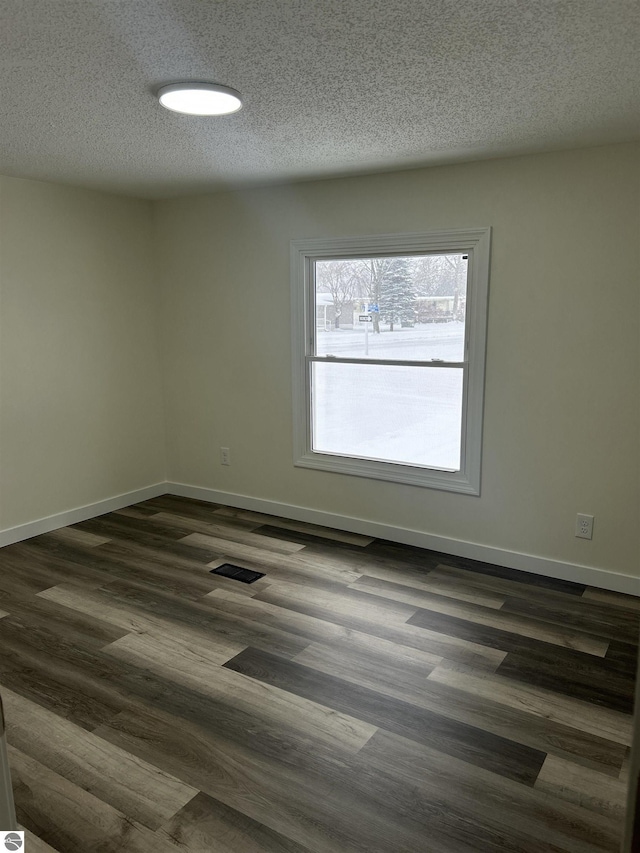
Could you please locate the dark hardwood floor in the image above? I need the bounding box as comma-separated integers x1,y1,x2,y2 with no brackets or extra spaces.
0,494,637,852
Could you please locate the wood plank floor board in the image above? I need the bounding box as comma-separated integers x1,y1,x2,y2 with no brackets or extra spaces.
0,590,127,650
360,540,450,570
223,646,547,785
39,581,308,660
121,506,263,534
0,667,119,733
501,594,640,644
405,605,625,687
251,524,374,552
256,578,420,626
148,513,307,555
295,643,627,776
196,533,370,586
205,587,445,670
206,553,364,593
583,586,640,611
126,511,304,554
47,527,112,548
0,541,112,593
428,664,633,749
212,506,374,546
3,686,198,831
76,511,191,542
426,563,590,604
104,626,245,669
534,754,628,820
134,688,607,853
620,750,631,783
290,542,429,581
363,542,588,596
37,582,216,641
20,827,62,852
87,541,241,601
359,729,620,853
293,638,441,697
72,515,229,564
0,622,133,730
95,705,453,853
96,666,378,778
16,531,224,599
93,538,268,599
23,539,224,602
184,532,364,587
96,579,310,659
350,571,506,610
407,599,609,656
9,745,182,853
181,710,608,853
0,494,634,853
497,647,637,714
431,553,589,596
158,791,316,853
604,639,639,678
137,494,226,521
102,630,376,756
0,610,197,733
356,567,509,609
307,547,442,585
137,508,264,536
114,505,162,519
253,585,507,670
427,565,640,625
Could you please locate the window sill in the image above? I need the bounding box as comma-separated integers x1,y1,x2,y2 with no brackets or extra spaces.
294,449,480,494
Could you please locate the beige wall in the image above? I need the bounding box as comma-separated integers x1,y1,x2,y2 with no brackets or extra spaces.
0,177,166,531
155,143,640,579
1,146,637,580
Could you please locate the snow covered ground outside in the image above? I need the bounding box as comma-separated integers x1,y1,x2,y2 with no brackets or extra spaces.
315,321,466,362
312,323,465,470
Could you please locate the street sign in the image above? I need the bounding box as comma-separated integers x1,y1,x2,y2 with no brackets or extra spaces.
370,304,379,313
359,315,372,323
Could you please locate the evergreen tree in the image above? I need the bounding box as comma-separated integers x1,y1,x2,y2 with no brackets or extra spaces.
379,256,415,331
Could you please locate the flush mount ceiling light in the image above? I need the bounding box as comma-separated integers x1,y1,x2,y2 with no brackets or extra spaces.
157,82,243,116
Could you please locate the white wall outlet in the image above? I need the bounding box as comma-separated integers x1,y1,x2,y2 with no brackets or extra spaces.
575,513,594,540
220,446,231,466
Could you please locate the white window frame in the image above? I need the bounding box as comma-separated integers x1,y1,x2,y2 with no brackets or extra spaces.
290,228,491,495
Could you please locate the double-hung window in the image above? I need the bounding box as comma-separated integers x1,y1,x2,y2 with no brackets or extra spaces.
291,228,491,494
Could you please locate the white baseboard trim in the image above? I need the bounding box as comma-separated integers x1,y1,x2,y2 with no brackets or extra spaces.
0,483,167,548
1,480,636,597
168,482,640,596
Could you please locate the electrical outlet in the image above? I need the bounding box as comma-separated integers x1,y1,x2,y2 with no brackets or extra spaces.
575,513,594,540
220,447,231,466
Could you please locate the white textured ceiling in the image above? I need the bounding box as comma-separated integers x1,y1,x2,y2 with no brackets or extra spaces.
1,0,638,198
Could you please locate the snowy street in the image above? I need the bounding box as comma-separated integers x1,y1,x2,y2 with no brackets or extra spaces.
311,323,465,470
315,322,465,362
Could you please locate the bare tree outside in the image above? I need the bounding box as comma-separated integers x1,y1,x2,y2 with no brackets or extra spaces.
315,260,357,328
415,254,467,312
352,258,395,333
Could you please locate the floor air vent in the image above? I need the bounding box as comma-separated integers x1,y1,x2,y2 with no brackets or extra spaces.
209,563,265,584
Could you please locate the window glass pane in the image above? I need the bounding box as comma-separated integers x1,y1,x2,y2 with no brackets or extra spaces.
312,362,463,470
315,254,467,362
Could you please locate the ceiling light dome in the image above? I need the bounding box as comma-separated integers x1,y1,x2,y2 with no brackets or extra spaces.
157,82,243,116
